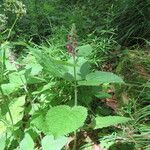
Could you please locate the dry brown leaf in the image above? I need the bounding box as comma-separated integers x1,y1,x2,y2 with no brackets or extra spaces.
106,98,118,110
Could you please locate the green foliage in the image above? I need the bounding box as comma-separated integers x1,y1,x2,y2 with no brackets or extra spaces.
19,133,34,150
6,95,25,124
95,116,131,129
78,71,124,86
0,134,6,150
112,0,150,45
0,0,149,149
32,105,87,137
41,135,67,150
77,44,93,57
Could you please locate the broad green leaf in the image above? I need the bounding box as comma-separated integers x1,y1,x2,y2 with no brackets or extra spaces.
42,135,67,150
19,133,34,150
5,60,17,71
27,76,46,84
25,63,43,76
94,91,112,99
95,116,130,129
0,133,6,150
6,95,25,124
0,122,6,134
31,112,48,134
78,71,124,86
79,61,91,79
45,105,87,137
9,72,26,86
32,82,55,94
77,44,93,57
1,83,19,95
29,47,67,78
65,57,90,80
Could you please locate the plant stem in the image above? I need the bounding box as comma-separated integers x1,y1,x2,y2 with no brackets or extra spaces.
7,17,18,39
73,55,77,150
73,131,77,150
73,55,78,106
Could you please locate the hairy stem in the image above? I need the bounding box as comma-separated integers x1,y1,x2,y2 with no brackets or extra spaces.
73,55,78,106
73,55,77,150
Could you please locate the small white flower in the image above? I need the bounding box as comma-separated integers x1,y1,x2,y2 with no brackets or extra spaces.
3,0,26,17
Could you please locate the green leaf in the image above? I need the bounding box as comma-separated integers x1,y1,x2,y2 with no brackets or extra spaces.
95,116,130,129
94,91,112,99
1,83,19,95
77,44,93,57
9,72,26,86
31,112,48,134
0,134,6,150
0,122,6,134
32,82,55,94
45,105,87,137
5,60,17,71
29,47,67,78
6,95,25,124
19,133,34,150
25,63,43,76
42,135,67,150
65,57,90,80
27,76,46,84
79,60,91,79
78,71,124,86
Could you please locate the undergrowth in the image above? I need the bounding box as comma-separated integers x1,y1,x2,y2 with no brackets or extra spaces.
0,0,150,150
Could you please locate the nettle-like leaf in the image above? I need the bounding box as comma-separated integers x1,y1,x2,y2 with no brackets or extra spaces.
32,106,87,137
45,105,87,137
95,116,131,129
9,69,45,86
31,112,48,133
41,135,67,150
6,95,25,124
25,63,43,76
78,71,124,86
0,122,6,134
64,57,90,81
77,44,93,57
9,71,26,86
0,133,6,150
94,91,112,99
5,60,17,71
1,83,19,95
19,133,34,150
29,47,68,78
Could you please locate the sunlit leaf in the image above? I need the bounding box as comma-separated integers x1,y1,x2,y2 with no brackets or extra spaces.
78,71,124,86
95,116,130,129
1,83,19,95
45,105,87,137
77,44,93,57
6,95,26,124
42,135,67,150
0,133,6,150
19,133,34,150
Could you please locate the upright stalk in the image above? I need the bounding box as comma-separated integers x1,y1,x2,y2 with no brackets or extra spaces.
73,55,77,106
73,55,77,150
66,24,78,149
